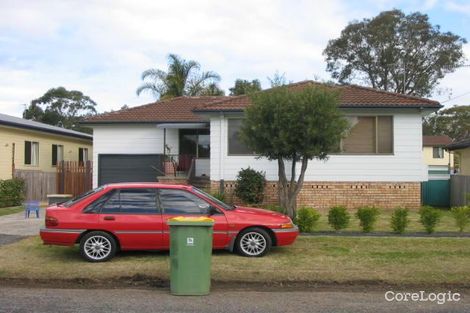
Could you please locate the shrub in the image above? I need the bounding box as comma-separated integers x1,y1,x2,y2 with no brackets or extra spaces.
234,167,266,204
391,208,409,234
295,207,321,232
328,206,350,231
451,206,470,232
356,207,380,233
419,206,442,234
0,178,26,208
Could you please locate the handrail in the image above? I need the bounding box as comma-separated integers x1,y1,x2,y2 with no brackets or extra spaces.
187,157,196,180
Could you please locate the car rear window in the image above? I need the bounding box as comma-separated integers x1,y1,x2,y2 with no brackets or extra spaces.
99,188,158,214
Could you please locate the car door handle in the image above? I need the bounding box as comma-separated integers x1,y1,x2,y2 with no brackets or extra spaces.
103,216,115,221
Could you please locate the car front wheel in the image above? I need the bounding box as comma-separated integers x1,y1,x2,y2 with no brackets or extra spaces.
80,231,117,262
236,227,272,257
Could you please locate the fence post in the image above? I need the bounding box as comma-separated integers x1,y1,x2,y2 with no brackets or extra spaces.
60,160,65,194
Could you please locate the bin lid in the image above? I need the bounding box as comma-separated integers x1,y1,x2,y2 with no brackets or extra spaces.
167,216,215,226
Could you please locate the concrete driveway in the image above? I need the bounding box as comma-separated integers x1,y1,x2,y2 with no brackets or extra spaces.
0,207,44,237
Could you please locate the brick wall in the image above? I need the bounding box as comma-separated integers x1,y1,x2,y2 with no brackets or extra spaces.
158,176,188,185
211,180,421,209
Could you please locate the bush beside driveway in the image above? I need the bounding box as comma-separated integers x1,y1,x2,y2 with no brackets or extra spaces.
1,236,470,288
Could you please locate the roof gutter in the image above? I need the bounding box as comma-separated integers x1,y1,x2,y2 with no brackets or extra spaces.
0,120,92,140
80,120,209,125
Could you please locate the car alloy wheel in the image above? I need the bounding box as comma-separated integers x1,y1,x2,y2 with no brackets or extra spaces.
84,235,111,260
80,231,117,262
236,228,272,257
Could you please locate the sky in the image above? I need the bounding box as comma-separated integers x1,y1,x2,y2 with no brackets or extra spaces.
1,0,470,117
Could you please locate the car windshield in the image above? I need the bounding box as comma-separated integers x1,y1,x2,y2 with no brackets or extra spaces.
62,186,105,207
192,187,233,211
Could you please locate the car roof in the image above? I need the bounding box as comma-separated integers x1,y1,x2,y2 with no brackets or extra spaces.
102,182,193,190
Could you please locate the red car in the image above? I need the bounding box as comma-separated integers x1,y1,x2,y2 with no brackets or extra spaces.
40,183,299,262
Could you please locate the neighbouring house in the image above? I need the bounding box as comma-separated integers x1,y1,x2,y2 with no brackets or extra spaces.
422,135,453,179
446,138,470,207
447,138,470,175
0,113,93,199
421,135,454,208
83,81,441,209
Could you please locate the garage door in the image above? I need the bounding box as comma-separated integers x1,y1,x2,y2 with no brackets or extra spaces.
98,154,163,186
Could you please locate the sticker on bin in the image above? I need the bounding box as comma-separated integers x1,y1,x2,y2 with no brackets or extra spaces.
186,237,194,246
169,216,215,222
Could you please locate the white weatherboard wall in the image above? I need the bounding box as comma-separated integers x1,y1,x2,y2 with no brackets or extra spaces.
91,125,178,187
210,112,427,182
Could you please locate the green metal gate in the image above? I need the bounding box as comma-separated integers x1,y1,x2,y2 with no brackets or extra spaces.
421,180,450,207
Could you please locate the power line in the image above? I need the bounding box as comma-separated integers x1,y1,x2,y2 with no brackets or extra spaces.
440,91,470,104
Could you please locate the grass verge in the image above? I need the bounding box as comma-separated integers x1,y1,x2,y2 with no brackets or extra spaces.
0,206,23,217
1,236,470,288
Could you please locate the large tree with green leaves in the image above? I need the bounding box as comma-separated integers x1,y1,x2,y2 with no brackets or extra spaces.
423,105,470,141
240,85,348,218
229,79,262,95
23,87,97,133
136,54,222,99
323,9,467,97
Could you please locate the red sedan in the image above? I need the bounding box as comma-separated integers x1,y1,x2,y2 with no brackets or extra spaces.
40,183,299,262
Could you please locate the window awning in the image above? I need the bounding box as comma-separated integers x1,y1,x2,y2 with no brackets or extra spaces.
156,123,209,129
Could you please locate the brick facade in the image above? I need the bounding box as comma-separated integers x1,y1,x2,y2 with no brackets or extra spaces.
157,176,188,185
211,180,421,209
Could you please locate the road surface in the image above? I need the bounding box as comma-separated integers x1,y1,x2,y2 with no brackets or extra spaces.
0,286,468,313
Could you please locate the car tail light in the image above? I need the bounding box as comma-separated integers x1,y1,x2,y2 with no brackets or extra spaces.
45,216,59,227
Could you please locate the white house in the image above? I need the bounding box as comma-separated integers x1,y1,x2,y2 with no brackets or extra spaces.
83,81,441,209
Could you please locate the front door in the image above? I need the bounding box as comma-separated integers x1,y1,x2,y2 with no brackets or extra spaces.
97,188,163,250
158,188,229,249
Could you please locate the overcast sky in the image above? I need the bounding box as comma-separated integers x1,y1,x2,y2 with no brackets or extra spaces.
1,0,469,117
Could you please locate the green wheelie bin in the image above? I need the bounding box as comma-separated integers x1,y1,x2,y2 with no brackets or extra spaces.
167,216,215,296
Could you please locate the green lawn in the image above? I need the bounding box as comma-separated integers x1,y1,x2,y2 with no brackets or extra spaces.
0,206,23,217
310,209,459,233
1,236,470,287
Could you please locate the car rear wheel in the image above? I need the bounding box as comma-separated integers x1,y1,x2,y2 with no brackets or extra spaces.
236,227,272,257
80,231,117,262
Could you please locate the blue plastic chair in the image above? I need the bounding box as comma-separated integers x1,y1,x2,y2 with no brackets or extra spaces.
24,201,40,218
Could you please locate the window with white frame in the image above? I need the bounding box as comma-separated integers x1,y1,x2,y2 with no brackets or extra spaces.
52,144,64,166
433,147,444,159
79,147,89,163
340,116,393,154
226,116,394,156
24,141,39,166
227,119,254,155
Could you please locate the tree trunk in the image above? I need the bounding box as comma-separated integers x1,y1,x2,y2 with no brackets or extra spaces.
277,158,289,214
278,156,309,219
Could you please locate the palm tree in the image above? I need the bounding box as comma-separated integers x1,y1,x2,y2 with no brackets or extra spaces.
136,54,222,99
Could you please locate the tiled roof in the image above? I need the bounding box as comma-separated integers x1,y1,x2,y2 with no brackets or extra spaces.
194,81,441,112
0,113,92,140
446,138,470,150
83,96,230,123
423,135,453,147
84,81,441,124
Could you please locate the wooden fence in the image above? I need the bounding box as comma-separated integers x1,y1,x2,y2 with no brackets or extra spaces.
450,175,470,207
15,169,56,201
57,161,93,197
